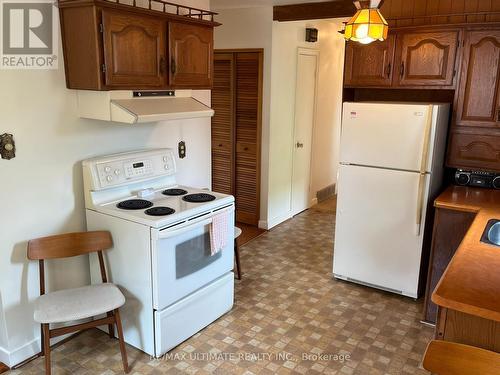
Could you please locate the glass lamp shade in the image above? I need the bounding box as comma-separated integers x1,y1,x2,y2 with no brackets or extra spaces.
344,9,389,44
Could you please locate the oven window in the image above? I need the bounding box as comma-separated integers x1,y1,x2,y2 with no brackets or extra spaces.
175,231,222,279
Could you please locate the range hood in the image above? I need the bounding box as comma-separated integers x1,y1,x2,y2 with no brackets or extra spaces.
77,90,214,124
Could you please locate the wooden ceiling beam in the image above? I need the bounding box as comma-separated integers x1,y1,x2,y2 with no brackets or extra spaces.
273,1,356,22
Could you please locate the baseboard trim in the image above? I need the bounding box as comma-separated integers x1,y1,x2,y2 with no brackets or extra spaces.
264,212,294,230
0,337,40,368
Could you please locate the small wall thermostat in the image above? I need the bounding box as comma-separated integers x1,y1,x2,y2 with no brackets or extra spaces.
178,141,186,159
0,133,15,160
306,28,318,43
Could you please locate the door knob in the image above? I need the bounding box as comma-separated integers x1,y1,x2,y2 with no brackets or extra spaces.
296,142,304,148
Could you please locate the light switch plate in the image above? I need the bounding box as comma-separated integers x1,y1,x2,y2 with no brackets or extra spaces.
0,133,15,160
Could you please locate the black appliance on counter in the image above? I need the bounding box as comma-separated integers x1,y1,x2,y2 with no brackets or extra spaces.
454,169,500,189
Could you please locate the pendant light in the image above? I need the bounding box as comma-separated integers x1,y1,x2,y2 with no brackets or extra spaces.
344,0,388,45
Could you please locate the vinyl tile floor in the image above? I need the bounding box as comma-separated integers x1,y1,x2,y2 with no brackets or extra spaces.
11,198,432,374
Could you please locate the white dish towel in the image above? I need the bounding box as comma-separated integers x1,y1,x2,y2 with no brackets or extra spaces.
209,212,229,256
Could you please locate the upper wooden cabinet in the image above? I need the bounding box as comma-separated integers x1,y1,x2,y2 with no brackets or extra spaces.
58,0,218,90
455,30,500,128
395,31,460,87
169,23,213,88
344,35,395,87
102,10,166,89
343,30,460,89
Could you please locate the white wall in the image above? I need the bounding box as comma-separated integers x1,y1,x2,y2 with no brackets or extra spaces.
0,0,210,367
213,6,273,228
267,19,346,228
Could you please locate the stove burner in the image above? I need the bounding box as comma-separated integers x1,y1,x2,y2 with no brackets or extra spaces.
162,188,188,196
182,193,216,203
117,199,153,210
145,207,176,216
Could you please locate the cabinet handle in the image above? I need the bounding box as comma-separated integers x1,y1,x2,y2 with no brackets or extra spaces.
159,57,166,75
171,57,176,75
218,143,223,147
400,62,405,79
497,108,500,122
386,62,391,78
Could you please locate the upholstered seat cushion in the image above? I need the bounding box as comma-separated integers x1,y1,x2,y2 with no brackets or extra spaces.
34,283,125,324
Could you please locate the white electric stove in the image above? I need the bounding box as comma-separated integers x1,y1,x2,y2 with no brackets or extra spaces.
82,149,235,357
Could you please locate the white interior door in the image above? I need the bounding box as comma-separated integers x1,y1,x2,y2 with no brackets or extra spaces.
291,48,319,216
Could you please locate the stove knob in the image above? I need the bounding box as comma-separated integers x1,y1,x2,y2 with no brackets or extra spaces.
104,166,111,173
163,156,168,162
114,169,121,175
106,175,113,182
493,176,500,190
164,164,170,170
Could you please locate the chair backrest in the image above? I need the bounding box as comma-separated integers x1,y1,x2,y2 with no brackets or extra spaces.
423,340,500,375
27,231,113,260
27,231,113,295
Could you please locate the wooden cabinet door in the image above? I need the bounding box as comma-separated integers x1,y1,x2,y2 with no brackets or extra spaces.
455,30,500,128
212,54,235,196
344,35,395,87
395,31,459,87
447,131,500,172
102,10,166,88
169,22,213,88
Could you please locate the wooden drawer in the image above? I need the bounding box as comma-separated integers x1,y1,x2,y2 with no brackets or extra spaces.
447,131,500,172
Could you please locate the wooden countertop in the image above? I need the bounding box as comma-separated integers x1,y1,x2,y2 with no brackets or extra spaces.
432,185,500,322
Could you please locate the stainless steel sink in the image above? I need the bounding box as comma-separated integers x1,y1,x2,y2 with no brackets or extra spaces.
481,220,500,246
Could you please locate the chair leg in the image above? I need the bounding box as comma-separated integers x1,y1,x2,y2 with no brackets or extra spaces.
106,312,115,338
234,239,242,280
114,309,129,373
42,323,51,375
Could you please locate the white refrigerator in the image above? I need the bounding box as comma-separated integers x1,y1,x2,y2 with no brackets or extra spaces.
333,102,450,298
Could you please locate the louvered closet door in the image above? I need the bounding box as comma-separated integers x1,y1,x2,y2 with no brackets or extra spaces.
211,54,235,195
212,51,262,226
234,52,262,225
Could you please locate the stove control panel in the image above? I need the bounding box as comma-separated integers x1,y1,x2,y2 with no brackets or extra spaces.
89,150,176,189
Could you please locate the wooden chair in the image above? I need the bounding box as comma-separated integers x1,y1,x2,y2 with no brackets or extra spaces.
27,231,129,374
423,340,500,375
234,227,242,280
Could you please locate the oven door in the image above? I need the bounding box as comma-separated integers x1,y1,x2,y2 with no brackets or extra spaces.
151,205,235,310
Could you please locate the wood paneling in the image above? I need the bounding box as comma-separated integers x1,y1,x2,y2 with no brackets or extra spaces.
212,53,234,195
440,309,500,352
395,30,459,87
344,35,396,87
274,0,500,25
423,208,475,324
212,51,263,226
169,22,213,88
102,9,166,88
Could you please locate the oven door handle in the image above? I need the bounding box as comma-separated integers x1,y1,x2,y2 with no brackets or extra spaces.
158,217,213,239
156,206,234,240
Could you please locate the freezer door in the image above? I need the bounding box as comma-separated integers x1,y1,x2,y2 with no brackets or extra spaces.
333,164,430,298
341,102,436,172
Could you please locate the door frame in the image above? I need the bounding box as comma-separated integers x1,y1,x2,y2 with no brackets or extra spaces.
213,49,264,225
291,47,320,216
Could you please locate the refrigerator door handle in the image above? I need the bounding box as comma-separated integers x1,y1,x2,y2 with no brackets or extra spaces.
415,105,434,236
415,172,426,236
